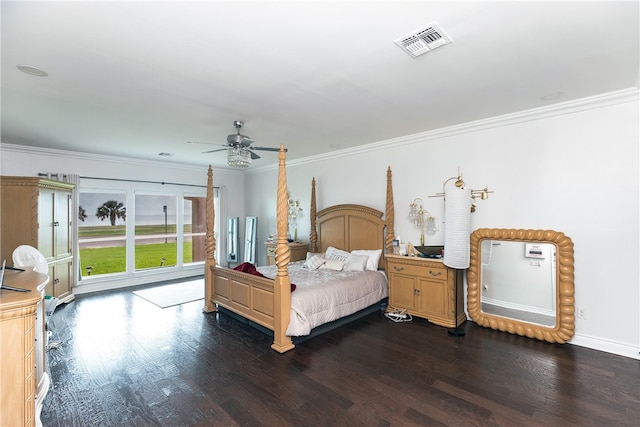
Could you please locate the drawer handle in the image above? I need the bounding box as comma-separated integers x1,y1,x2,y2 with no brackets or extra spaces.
429,270,442,277
393,266,405,272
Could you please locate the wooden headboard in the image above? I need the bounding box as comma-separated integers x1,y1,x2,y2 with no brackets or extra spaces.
309,167,395,262
316,204,385,252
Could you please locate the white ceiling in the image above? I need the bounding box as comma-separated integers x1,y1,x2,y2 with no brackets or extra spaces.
2,1,638,169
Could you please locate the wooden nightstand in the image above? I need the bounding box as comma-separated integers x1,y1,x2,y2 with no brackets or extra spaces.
386,255,465,328
265,242,309,266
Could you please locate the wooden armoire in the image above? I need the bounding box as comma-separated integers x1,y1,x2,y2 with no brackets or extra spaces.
1,176,75,302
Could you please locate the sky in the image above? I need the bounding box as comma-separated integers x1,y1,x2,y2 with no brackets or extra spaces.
79,192,191,226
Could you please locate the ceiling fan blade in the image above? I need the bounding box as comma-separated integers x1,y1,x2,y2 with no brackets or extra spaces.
249,150,261,160
251,146,288,152
201,148,228,154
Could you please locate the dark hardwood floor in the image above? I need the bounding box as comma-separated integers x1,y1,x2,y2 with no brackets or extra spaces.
41,284,639,427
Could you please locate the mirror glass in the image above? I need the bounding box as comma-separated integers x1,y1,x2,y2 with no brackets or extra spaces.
467,228,575,343
244,216,257,264
226,217,239,264
480,240,556,327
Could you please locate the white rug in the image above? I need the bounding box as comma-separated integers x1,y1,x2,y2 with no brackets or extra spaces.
133,279,204,308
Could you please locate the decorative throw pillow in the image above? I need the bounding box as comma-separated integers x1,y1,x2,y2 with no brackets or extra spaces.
325,246,350,263
320,258,346,271
344,254,369,272
306,252,324,260
351,249,382,271
303,254,325,270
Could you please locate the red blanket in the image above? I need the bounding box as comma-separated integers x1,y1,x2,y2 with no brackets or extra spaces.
233,262,296,292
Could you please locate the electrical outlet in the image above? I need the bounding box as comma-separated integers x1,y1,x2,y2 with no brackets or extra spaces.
577,307,587,319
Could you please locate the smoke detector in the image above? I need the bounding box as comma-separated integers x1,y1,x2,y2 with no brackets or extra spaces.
394,22,452,57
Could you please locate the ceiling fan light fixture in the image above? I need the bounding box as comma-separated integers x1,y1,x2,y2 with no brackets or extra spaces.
227,146,251,168
195,120,278,166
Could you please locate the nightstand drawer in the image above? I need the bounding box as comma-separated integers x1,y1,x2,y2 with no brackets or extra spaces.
387,260,448,282
266,246,276,257
265,242,309,266
423,265,447,281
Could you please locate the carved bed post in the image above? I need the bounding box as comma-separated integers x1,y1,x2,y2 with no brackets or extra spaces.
385,166,395,255
309,177,318,253
203,165,217,313
271,145,295,353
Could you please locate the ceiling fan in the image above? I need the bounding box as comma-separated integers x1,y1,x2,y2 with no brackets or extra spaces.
189,120,286,161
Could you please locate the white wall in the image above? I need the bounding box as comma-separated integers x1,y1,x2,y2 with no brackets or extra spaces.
244,89,640,359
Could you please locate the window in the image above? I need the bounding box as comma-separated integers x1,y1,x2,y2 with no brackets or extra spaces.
78,179,219,288
78,191,127,277
134,194,177,271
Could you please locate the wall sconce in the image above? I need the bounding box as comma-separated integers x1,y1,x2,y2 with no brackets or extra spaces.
409,198,436,246
429,168,493,212
287,193,303,241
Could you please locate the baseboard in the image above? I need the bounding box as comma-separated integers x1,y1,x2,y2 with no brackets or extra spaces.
569,334,640,360
73,270,204,295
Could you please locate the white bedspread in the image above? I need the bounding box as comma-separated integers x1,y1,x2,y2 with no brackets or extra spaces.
257,262,388,336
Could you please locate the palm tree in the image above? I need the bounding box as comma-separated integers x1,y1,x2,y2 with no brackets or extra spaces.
96,200,126,226
78,205,88,222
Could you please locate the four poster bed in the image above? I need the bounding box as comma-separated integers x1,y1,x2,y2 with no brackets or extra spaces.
203,146,395,352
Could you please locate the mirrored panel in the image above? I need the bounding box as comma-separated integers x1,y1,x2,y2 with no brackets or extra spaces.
226,217,239,264
467,228,575,343
244,216,257,264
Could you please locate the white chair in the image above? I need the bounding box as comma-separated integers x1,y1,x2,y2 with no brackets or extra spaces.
12,245,59,348
12,245,48,274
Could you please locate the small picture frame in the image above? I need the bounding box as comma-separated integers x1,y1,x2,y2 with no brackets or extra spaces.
399,243,407,256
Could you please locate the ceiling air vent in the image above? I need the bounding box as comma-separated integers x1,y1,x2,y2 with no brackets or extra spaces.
394,22,452,58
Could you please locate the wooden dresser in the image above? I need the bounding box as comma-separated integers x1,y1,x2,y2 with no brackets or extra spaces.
0,269,50,427
1,176,75,303
265,242,309,266
386,255,465,328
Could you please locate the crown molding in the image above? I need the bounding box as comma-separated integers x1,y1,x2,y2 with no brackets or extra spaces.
0,140,247,175
248,87,639,174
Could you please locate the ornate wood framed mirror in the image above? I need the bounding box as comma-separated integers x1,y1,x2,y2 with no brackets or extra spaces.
467,228,575,343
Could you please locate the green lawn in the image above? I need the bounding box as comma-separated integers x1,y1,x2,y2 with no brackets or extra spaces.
79,225,201,276
80,242,194,276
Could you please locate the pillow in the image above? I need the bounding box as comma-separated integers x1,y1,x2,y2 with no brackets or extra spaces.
351,249,382,271
303,254,325,270
306,252,324,261
320,258,346,271
344,254,369,272
325,246,350,263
